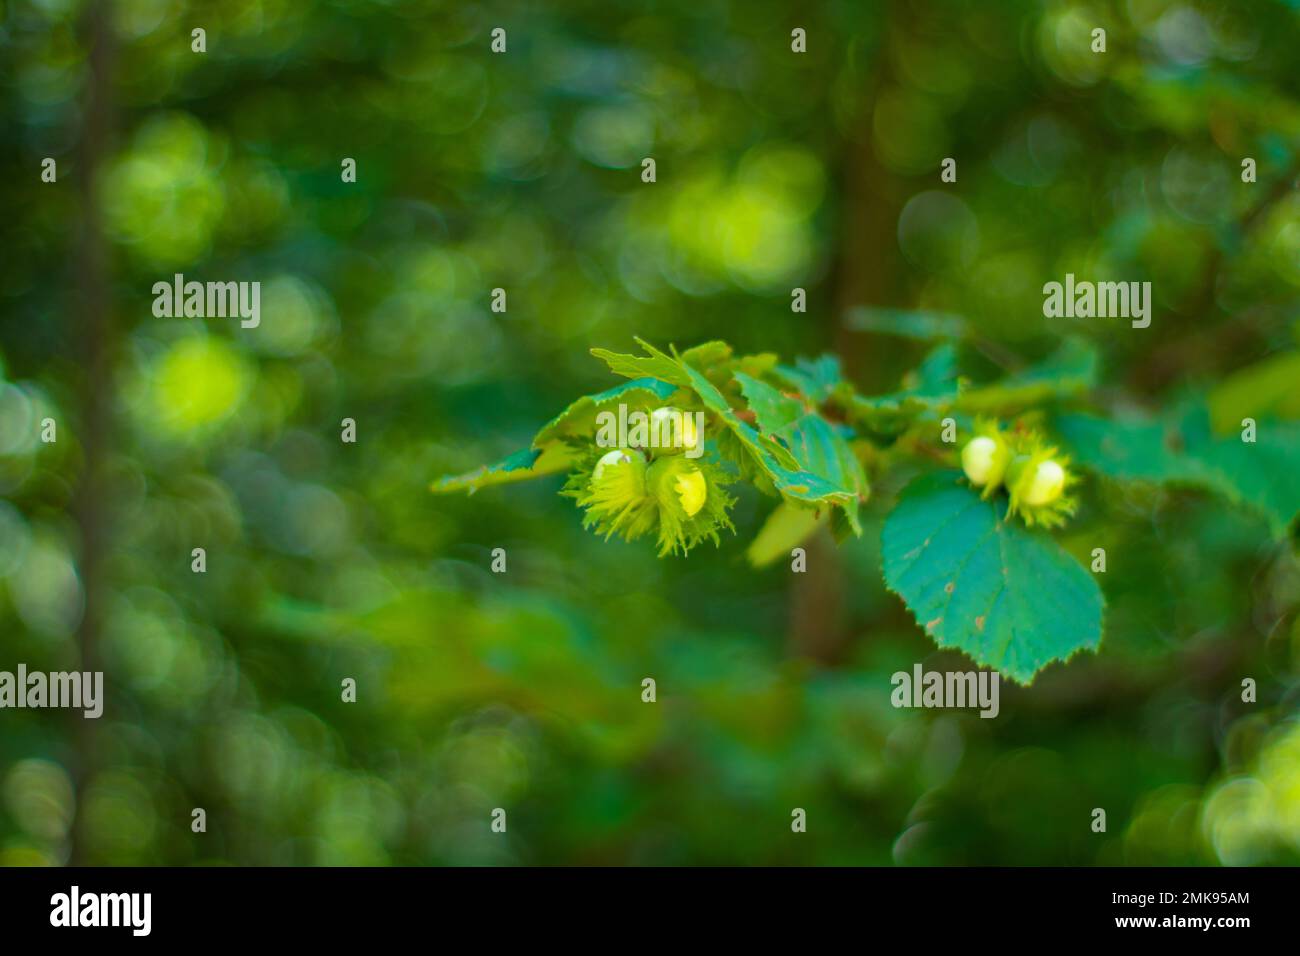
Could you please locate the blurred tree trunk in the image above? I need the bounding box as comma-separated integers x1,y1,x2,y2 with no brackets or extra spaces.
787,5,903,665
69,0,115,866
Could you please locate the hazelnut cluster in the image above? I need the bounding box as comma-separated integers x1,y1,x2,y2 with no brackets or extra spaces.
564,406,736,556
961,419,1078,529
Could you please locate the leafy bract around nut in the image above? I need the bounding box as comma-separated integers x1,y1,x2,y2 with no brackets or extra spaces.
959,419,1078,529
563,445,735,556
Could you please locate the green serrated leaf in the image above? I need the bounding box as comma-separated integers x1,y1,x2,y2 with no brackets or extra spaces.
775,414,868,534
533,377,678,446
735,370,869,533
771,354,844,403
590,339,693,389
678,340,734,370
734,372,805,432
431,444,576,495
882,471,1104,684
685,344,780,401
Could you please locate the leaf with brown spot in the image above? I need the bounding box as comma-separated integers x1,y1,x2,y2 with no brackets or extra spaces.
882,471,1104,684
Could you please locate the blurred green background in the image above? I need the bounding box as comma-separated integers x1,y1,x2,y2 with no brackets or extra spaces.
2,0,1300,865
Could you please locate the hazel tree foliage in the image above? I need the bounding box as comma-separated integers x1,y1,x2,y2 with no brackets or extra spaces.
435,335,1300,682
